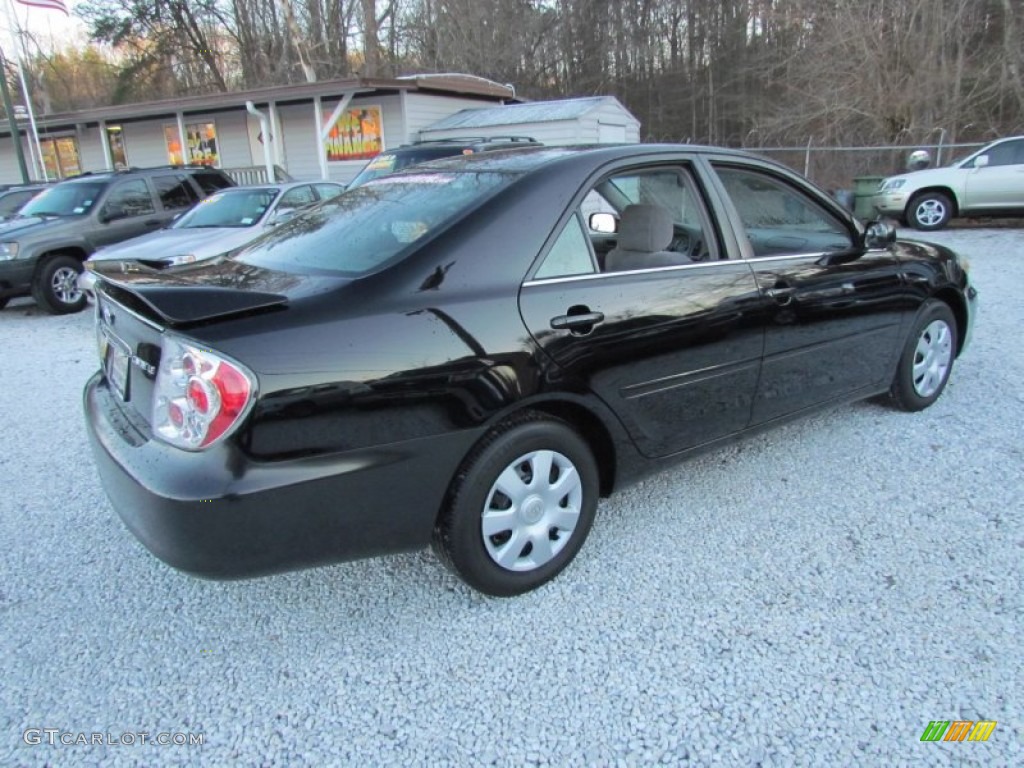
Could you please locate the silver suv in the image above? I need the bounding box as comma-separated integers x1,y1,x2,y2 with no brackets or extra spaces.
873,135,1024,230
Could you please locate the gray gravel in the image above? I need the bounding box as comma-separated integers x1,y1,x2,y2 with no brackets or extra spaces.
1,228,1021,767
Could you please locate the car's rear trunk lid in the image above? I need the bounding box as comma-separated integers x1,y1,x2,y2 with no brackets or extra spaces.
89,259,289,328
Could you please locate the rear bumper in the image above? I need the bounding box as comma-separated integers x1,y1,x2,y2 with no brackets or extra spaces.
84,372,479,578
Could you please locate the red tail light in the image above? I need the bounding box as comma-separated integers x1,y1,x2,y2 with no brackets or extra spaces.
152,337,256,450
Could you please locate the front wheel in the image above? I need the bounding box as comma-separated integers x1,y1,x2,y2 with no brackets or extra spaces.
907,192,953,231
886,300,957,411
433,413,599,596
32,254,86,314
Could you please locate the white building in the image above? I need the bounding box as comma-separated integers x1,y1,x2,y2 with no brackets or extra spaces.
0,79,642,186
0,74,515,185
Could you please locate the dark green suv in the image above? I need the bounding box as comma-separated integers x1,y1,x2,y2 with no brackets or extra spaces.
0,166,234,313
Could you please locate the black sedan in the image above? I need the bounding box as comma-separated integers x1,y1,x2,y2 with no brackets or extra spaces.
84,145,977,596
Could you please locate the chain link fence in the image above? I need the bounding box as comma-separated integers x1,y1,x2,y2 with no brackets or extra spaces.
745,142,986,192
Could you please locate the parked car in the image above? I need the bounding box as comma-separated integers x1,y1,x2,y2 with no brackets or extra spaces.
80,181,345,294
347,136,541,188
873,134,1024,230
84,144,977,596
0,183,48,222
0,165,234,313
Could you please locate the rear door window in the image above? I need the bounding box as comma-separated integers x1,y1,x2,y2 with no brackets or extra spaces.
102,179,155,218
277,185,316,211
314,184,344,201
192,171,234,195
152,174,199,210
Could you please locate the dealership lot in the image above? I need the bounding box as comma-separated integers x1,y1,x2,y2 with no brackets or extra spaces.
1,229,1020,765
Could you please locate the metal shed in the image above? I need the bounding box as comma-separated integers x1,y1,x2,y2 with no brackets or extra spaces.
417,96,641,145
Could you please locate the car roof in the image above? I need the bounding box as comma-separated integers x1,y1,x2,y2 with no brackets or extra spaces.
57,166,233,185
392,136,539,150
406,143,761,175
218,181,343,194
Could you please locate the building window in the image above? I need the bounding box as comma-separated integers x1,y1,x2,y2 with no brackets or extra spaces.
325,104,383,161
165,122,220,167
164,125,184,165
40,136,81,179
106,125,128,169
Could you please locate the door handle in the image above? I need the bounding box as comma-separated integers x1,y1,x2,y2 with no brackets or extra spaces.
550,311,604,333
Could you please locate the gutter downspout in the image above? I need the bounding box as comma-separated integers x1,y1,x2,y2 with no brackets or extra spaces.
246,101,275,182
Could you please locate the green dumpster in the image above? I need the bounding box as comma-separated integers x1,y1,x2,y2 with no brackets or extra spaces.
853,176,884,220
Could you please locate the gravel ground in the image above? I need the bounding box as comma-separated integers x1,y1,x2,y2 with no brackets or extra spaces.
1,228,1021,767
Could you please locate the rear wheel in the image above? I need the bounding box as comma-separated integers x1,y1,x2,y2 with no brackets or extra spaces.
433,412,599,596
886,300,956,411
32,254,86,314
907,192,953,231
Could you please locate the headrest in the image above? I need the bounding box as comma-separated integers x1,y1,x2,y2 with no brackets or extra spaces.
617,204,674,252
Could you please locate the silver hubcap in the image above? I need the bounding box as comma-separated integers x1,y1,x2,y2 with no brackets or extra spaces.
481,449,583,572
51,266,82,304
913,319,952,397
915,199,947,227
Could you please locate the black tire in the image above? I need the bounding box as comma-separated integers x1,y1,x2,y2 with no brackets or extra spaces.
0,296,8,310
907,192,953,231
433,412,599,596
32,254,87,314
886,300,957,412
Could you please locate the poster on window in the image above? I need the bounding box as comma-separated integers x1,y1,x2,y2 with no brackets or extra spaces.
106,125,128,170
165,123,219,166
324,105,383,161
164,125,184,165
186,122,220,166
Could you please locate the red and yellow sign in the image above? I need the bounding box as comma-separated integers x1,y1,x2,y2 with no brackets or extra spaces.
325,105,383,161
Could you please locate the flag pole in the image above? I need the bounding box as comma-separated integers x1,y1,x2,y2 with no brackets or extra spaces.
4,0,48,180
0,46,29,181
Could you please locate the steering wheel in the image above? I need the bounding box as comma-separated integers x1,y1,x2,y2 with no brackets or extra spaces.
688,236,710,262
669,231,691,255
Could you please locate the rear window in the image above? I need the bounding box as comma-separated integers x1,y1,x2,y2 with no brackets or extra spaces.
235,171,511,277
0,189,37,215
348,147,466,187
152,174,199,209
191,171,234,195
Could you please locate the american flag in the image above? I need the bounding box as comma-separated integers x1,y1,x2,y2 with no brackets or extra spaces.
15,0,69,15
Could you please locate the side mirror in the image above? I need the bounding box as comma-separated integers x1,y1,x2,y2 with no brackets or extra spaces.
589,212,618,234
973,154,990,169
864,220,896,249
99,206,126,224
